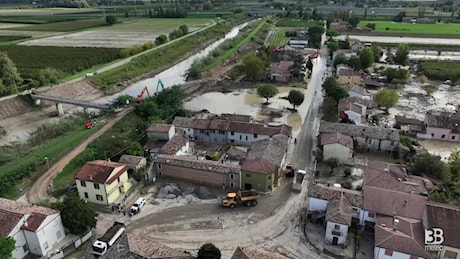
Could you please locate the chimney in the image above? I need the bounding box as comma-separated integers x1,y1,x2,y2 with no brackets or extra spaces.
393,218,399,231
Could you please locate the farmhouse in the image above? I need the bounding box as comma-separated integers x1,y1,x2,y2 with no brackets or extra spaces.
0,198,66,259
417,111,460,142
338,96,369,125
268,61,294,82
394,115,424,136
319,121,400,152
118,154,147,172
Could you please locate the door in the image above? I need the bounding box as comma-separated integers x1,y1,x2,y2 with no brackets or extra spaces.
332,236,338,245
244,183,252,190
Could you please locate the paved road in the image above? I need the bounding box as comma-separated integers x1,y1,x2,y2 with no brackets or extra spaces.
26,107,133,204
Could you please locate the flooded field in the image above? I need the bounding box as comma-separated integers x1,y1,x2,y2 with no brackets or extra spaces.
419,139,460,161
184,86,309,135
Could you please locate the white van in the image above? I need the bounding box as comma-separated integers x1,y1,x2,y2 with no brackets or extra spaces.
129,197,145,215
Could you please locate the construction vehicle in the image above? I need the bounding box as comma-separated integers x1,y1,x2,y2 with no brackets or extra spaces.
134,86,150,103
85,122,94,129
154,79,165,95
92,222,126,256
292,169,306,192
221,190,260,208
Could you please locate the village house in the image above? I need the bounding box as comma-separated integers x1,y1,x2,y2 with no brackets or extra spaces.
341,84,374,107
144,124,176,160
332,49,358,62
0,198,66,259
426,201,460,259
118,154,147,172
172,116,292,147
320,132,354,163
394,115,425,136
338,96,369,125
268,61,294,82
319,121,400,152
241,134,289,193
307,183,363,247
417,111,460,142
75,160,133,206
330,21,349,31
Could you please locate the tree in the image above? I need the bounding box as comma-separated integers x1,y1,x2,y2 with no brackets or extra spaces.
333,53,347,67
322,96,338,122
347,57,362,71
179,24,188,35
105,15,117,25
420,75,428,84
371,43,382,62
394,44,410,66
0,52,22,88
374,89,399,110
326,157,339,173
393,11,406,22
52,193,97,235
127,142,144,156
242,53,266,81
359,47,374,69
322,77,349,102
413,154,451,181
257,85,278,104
155,34,168,45
0,237,15,259
198,243,221,259
366,23,376,30
326,29,339,38
287,89,305,109
327,41,338,53
348,16,360,28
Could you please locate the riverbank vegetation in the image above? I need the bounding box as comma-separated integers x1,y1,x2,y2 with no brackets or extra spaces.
89,14,248,90
186,19,267,80
0,112,101,198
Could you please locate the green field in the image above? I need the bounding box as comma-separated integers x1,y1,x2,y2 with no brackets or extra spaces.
101,18,213,33
265,29,289,46
3,19,107,31
359,21,460,35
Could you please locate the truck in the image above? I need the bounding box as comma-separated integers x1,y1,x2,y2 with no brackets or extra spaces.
221,190,260,208
92,222,126,256
292,169,306,192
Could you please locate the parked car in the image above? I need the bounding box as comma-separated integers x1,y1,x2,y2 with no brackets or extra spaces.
129,197,145,216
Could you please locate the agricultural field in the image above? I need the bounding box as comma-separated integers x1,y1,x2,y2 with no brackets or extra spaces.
276,18,322,27
18,18,214,48
359,21,460,35
3,19,107,32
419,60,460,81
265,29,289,46
0,45,120,78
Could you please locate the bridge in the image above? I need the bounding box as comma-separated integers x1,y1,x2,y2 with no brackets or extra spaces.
30,94,110,116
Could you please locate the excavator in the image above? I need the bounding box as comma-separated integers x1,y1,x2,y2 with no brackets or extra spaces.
133,79,165,102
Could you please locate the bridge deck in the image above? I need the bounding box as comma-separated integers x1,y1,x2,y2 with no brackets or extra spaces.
30,94,110,110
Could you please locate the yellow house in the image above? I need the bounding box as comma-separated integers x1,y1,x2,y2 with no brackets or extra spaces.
75,160,133,205
337,69,362,85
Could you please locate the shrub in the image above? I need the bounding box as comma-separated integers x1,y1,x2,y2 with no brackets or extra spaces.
344,168,352,178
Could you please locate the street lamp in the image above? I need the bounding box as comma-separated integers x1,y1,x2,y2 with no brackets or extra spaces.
44,157,49,171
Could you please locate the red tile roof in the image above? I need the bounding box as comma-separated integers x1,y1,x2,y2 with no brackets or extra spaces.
363,186,427,220
321,132,354,149
0,209,23,236
425,111,460,133
75,160,128,185
242,159,275,174
146,124,172,132
375,215,431,258
209,119,230,131
193,119,211,129
426,201,460,249
22,213,48,232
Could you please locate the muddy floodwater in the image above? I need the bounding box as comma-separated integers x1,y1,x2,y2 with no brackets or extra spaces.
184,86,308,134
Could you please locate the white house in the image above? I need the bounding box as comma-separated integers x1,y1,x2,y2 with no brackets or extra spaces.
338,97,369,125
321,132,354,163
307,184,362,247
417,111,460,142
0,198,66,258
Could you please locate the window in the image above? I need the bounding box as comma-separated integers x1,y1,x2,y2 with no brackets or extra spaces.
158,164,162,169
80,180,86,187
268,185,271,190
219,130,225,134
231,131,234,136
431,133,434,137
239,135,242,140
117,177,120,183
384,249,393,256
206,131,209,136
351,207,359,214
84,192,88,198
452,136,456,140
268,176,272,180
230,183,234,188
43,242,49,250
230,174,234,180
200,130,204,133
368,139,372,144
56,230,62,240
246,173,251,178
96,195,103,201
94,183,100,190
212,130,215,134
22,244,28,253
245,136,248,141
442,134,446,139
254,134,258,138
334,224,340,230
367,212,375,218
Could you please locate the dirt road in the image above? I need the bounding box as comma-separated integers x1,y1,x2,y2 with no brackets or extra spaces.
26,107,133,204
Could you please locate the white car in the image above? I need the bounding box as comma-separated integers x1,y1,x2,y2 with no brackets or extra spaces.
129,197,145,215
